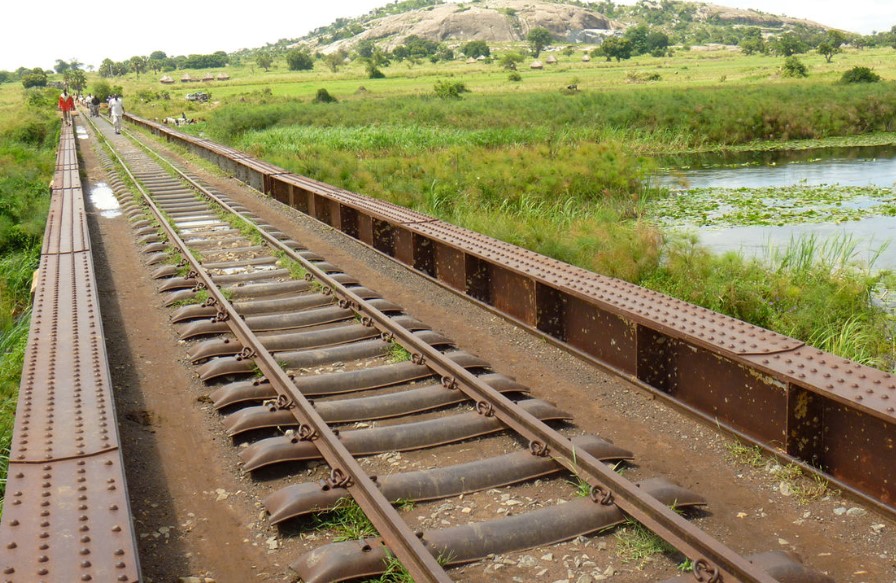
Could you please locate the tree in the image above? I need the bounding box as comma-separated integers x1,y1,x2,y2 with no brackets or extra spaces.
772,33,807,57
594,0,617,17
21,70,47,88
355,39,377,59
826,30,847,49
818,30,845,63
462,40,490,58
129,56,148,78
624,24,650,55
99,59,115,78
63,68,87,94
817,42,839,63
597,37,633,62
323,49,348,72
498,52,525,70
149,51,167,73
646,30,671,57
363,48,390,78
286,49,314,71
256,53,273,71
739,28,766,55
91,80,120,102
527,27,554,57
54,59,71,74
392,35,441,61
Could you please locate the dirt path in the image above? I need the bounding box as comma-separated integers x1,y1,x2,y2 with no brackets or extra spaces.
78,120,895,583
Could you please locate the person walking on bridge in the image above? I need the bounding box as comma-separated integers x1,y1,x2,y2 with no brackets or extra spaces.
109,94,124,134
58,89,75,126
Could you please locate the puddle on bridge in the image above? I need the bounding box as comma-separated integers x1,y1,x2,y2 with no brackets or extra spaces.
76,126,89,140
90,183,121,218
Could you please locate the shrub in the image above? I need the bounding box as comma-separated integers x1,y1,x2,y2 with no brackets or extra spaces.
434,80,469,99
20,72,47,88
286,49,314,71
313,88,338,104
508,72,522,82
782,57,808,78
841,66,881,84
462,40,491,58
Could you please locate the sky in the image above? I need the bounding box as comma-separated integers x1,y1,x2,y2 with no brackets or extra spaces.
3,0,894,72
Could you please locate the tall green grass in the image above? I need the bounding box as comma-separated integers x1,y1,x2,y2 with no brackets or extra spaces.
204,82,896,149
642,234,894,369
129,52,896,369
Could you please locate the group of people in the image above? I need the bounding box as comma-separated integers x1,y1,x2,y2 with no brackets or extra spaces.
57,89,124,133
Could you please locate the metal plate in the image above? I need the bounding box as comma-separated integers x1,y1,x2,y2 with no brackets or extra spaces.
0,452,139,582
747,347,896,420
12,252,118,461
41,188,90,255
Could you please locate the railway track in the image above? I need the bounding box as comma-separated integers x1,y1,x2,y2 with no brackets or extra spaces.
2,111,891,581
100,112,835,581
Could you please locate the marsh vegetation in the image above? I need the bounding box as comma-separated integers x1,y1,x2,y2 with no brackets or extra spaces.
125,46,896,369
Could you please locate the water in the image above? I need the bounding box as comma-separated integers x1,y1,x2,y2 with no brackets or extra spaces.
89,183,121,218
658,145,896,189
656,145,896,270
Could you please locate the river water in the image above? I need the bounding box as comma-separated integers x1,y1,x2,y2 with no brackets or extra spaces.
655,146,896,271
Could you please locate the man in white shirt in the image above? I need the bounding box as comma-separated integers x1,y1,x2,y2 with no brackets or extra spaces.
109,95,124,134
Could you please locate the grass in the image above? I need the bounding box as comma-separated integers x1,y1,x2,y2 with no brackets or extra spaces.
313,498,378,542
276,251,307,279
726,439,834,504
725,440,766,468
770,463,833,505
614,519,676,568
386,342,412,363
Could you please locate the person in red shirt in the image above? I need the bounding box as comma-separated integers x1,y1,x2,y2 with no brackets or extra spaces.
58,89,75,126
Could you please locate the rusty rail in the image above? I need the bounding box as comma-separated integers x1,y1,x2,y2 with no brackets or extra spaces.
127,112,896,517
0,123,140,581
100,119,453,583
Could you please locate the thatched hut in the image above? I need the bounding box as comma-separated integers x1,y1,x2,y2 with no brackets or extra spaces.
216,73,230,81
529,60,544,69
201,73,214,82
160,75,174,84
581,54,592,62
180,73,193,83
546,55,558,64
466,57,477,64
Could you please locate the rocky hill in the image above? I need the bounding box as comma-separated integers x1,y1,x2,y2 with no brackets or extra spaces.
319,1,616,52
301,0,832,53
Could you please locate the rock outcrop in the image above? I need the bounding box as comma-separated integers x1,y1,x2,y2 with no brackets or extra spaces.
317,0,615,52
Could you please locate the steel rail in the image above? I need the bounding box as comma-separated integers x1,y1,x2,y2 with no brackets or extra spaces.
94,125,452,583
126,118,775,582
